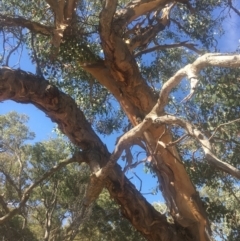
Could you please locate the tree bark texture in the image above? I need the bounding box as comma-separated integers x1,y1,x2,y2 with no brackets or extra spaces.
0,68,191,241
1,0,240,240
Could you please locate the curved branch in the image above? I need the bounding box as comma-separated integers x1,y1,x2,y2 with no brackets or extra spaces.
0,14,53,36
5,34,22,66
134,41,203,58
0,67,103,150
0,67,188,241
115,0,170,25
154,115,240,179
154,53,240,113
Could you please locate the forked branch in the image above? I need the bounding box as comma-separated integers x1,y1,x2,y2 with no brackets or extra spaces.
155,53,240,113
0,14,53,36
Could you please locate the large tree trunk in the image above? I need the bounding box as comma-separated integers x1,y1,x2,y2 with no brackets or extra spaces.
79,2,212,238
0,1,215,240
0,68,191,241
83,62,210,241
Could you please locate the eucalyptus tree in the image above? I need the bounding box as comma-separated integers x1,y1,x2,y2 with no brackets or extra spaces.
0,1,240,241
0,111,146,241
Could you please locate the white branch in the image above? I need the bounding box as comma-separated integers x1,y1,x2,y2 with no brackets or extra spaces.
154,115,240,179
154,53,240,113
115,0,170,25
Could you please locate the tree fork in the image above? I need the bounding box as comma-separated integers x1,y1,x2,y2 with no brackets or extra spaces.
83,61,211,241
0,67,192,241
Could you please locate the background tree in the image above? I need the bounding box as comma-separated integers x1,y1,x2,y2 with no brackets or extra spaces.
0,111,146,241
0,1,240,240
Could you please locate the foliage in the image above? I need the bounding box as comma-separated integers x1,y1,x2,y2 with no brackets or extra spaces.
0,111,145,240
1,0,240,240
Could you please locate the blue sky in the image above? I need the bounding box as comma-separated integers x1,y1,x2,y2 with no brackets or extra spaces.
1,7,240,205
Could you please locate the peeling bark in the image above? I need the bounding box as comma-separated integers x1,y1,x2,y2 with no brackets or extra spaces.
87,3,213,238
1,0,239,240
0,67,192,241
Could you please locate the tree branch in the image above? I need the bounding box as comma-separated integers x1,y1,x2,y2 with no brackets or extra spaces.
154,53,240,114
154,115,240,179
115,0,171,26
99,0,117,39
0,14,53,36
228,0,240,16
0,67,187,240
45,0,77,50
209,118,240,141
0,194,9,213
128,3,175,51
134,41,203,57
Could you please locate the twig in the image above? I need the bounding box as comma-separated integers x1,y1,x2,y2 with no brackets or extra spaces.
133,172,142,192
209,118,240,141
154,114,240,179
166,133,188,147
134,41,203,58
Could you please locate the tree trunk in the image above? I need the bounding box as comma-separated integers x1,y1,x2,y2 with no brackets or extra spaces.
0,68,192,241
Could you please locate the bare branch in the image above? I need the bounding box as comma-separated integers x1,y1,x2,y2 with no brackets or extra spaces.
133,172,142,192
209,118,240,141
154,115,240,179
228,0,240,16
129,4,175,51
154,53,240,113
166,133,189,147
5,36,22,66
0,14,53,36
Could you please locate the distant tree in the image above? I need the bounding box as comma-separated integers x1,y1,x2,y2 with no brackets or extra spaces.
0,112,145,241
0,1,240,240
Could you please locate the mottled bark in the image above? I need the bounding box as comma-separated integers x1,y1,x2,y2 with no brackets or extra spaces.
1,0,239,240
91,2,211,239
0,67,191,241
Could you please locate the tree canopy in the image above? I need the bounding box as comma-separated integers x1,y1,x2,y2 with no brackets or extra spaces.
0,1,240,240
